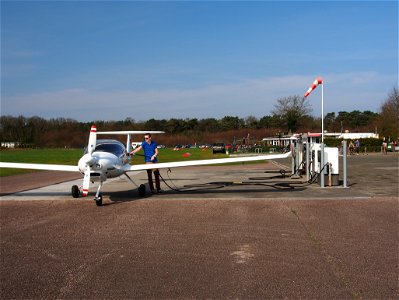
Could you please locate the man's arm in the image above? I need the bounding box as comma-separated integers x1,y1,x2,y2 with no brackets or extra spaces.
130,145,142,155
151,147,159,161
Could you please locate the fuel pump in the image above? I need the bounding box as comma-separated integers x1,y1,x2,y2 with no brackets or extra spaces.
290,134,344,187
309,143,339,186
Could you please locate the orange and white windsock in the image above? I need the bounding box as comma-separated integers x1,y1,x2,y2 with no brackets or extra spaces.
304,77,323,97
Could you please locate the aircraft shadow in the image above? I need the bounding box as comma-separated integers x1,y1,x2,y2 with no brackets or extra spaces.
106,180,308,205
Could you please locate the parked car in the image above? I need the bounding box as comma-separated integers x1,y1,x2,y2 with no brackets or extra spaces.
225,144,235,153
212,143,226,154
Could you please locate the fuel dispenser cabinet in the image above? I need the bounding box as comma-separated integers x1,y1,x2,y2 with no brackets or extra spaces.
311,144,340,186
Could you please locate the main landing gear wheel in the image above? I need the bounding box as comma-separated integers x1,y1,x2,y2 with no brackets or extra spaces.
95,195,103,206
71,185,80,198
138,184,146,197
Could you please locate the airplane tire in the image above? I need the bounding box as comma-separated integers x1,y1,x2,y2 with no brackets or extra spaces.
138,184,146,197
71,185,80,198
95,195,103,206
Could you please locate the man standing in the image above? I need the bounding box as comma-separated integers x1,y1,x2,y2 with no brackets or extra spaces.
355,139,360,155
382,138,388,155
130,133,161,194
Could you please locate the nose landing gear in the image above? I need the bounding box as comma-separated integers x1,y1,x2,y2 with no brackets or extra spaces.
94,194,103,206
71,178,146,206
71,182,104,206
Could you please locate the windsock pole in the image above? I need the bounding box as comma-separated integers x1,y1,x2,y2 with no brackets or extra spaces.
304,77,324,142
321,82,324,142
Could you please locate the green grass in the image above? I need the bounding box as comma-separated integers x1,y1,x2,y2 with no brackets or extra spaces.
1,148,84,164
0,148,229,177
0,148,84,177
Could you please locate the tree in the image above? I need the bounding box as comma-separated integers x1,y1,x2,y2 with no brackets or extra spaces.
184,118,199,132
145,118,167,131
324,112,336,132
244,115,258,129
259,115,284,129
272,95,312,132
165,118,184,134
219,116,244,131
379,87,399,139
198,118,219,132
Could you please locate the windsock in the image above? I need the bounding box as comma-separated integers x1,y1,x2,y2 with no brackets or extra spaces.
304,77,323,97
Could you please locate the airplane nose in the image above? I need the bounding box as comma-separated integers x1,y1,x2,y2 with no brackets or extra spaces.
85,156,97,166
78,154,98,172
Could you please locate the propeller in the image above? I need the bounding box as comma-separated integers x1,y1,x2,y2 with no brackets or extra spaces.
88,125,97,156
82,167,90,197
82,125,97,197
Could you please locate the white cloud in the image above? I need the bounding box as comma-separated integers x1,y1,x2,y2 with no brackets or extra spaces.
1,72,396,121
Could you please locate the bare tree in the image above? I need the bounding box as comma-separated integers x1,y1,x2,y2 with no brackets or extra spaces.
379,87,399,139
272,95,312,132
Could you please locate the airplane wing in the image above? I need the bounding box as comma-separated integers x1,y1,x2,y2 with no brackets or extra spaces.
124,152,291,172
1,152,291,174
97,131,165,135
0,162,79,172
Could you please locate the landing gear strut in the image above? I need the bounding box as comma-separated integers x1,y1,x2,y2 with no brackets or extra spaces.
94,182,104,206
124,173,146,197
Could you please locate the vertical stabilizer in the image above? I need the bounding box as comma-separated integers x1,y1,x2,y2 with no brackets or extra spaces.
126,134,132,153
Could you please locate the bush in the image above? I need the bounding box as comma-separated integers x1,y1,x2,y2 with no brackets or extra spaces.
324,138,382,152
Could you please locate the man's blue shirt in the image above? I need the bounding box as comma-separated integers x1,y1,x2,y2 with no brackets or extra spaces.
141,141,158,163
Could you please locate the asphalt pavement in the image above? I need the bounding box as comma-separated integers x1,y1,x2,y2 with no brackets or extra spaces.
0,153,398,299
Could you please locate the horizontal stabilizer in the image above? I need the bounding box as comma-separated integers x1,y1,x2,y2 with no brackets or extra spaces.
124,152,291,172
0,162,79,172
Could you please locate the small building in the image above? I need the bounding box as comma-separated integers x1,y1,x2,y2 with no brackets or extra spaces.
262,134,299,147
262,132,380,146
334,132,379,140
1,142,20,148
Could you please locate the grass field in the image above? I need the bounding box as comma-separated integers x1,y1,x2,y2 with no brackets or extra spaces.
0,148,229,177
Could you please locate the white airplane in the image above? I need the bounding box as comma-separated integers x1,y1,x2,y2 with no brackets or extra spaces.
0,125,291,206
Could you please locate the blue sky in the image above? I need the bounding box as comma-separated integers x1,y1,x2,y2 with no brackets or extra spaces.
1,1,398,122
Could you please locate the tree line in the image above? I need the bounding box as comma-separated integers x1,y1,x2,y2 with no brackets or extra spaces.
0,110,383,148
1,87,397,148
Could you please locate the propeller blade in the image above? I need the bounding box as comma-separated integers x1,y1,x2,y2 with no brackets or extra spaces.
88,125,97,156
82,125,96,197
82,167,90,197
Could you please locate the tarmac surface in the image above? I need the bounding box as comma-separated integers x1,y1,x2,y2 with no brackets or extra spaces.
0,153,398,299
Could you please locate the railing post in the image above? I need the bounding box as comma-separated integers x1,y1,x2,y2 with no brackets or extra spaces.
343,140,347,188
